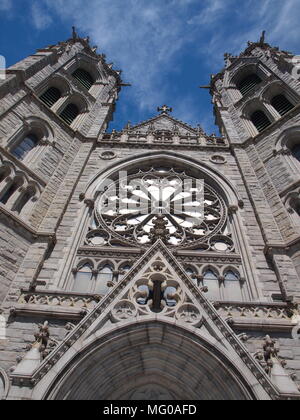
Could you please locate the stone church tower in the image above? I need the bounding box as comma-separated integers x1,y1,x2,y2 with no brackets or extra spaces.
0,31,300,400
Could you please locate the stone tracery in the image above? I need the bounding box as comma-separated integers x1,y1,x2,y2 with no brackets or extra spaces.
89,166,233,251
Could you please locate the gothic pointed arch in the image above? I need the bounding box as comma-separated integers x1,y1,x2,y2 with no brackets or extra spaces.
0,368,9,400
55,152,263,299
42,321,258,400
86,151,242,207
8,240,299,400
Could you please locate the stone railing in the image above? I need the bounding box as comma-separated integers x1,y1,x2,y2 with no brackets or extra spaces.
213,301,296,320
100,132,228,147
17,290,298,322
18,290,102,310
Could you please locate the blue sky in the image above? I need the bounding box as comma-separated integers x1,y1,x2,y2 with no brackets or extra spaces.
0,0,300,134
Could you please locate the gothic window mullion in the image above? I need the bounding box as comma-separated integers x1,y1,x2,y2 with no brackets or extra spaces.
94,265,113,295
91,269,99,293
218,275,226,301
73,264,94,294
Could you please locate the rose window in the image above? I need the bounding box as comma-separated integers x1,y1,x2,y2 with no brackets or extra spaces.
92,167,232,250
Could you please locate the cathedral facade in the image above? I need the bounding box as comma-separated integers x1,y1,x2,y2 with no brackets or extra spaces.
0,31,300,400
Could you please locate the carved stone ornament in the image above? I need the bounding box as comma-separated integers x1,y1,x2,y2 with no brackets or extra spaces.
175,303,203,326
210,155,226,164
100,150,117,160
111,300,137,322
127,259,184,317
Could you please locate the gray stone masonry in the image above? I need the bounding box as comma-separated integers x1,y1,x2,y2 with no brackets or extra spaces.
0,36,299,400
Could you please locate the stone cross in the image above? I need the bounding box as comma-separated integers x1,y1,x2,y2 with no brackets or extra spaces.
157,105,173,114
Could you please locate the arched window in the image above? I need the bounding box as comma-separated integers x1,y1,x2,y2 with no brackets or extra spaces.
185,267,195,277
0,369,8,400
185,267,198,286
0,371,5,400
251,110,271,132
238,74,262,96
291,144,300,162
203,270,220,301
0,181,19,205
95,265,113,295
119,265,131,281
0,172,5,184
59,103,79,125
224,270,243,301
0,166,10,184
137,285,150,305
271,94,294,116
294,202,300,216
73,264,93,293
288,195,300,217
39,87,61,108
12,133,39,160
72,68,94,90
93,167,229,249
13,187,35,215
164,286,177,307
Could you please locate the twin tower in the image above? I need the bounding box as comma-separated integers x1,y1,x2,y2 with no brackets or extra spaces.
0,31,300,400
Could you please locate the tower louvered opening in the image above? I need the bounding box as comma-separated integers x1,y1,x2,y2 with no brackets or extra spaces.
39,87,61,108
0,182,19,204
72,68,94,90
238,74,262,96
250,110,271,132
292,144,300,162
271,94,294,116
12,134,39,160
59,104,79,125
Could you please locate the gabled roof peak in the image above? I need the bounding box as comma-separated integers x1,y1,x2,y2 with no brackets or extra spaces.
116,107,207,137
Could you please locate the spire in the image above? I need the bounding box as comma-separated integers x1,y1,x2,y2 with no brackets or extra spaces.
72,26,78,41
259,30,266,45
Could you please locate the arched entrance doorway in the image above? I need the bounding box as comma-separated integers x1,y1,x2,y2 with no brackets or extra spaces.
45,321,256,400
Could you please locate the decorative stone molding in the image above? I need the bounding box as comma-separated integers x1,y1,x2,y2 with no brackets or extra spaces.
213,301,296,320
111,300,137,322
8,240,300,400
0,368,10,400
84,198,95,209
253,335,300,394
175,303,203,326
210,155,226,164
18,290,101,310
99,150,117,160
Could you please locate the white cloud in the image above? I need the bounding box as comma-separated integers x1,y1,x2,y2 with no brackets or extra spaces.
189,0,300,72
0,0,12,11
31,2,53,30
31,0,300,131
40,0,199,113
188,0,228,25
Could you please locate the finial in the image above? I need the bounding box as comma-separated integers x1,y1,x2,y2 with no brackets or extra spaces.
157,105,173,114
259,30,266,45
125,121,131,131
72,26,78,40
197,124,204,135
224,52,233,67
